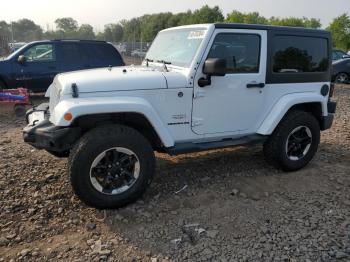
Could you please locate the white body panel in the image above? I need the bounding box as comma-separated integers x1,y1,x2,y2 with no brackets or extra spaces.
192,29,268,135
46,24,331,149
247,82,329,135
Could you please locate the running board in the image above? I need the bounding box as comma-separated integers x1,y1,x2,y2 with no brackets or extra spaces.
166,135,267,155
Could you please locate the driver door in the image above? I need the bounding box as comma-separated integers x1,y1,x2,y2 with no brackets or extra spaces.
192,29,267,135
16,43,58,92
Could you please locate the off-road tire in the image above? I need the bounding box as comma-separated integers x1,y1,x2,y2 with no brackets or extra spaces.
335,72,349,84
68,124,155,209
14,105,26,117
263,110,320,172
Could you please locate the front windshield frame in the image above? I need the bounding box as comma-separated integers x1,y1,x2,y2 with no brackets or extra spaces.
145,28,208,68
6,44,30,59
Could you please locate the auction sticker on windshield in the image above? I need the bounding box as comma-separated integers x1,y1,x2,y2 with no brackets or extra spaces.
188,30,206,39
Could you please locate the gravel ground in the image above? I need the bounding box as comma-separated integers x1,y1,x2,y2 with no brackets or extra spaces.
0,85,349,262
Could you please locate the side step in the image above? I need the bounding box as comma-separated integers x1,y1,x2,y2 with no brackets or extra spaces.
166,135,267,155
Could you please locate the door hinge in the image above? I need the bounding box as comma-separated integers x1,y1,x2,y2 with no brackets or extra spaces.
192,118,203,127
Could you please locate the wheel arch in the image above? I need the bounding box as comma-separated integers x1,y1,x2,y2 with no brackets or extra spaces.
71,112,167,152
50,96,175,149
257,93,327,135
0,75,8,88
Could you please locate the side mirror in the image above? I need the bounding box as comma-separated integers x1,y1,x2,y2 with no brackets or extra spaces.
342,54,350,59
17,55,26,64
203,58,227,76
198,58,227,87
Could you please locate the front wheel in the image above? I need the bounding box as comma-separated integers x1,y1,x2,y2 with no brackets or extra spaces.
335,73,349,84
68,125,155,209
263,110,320,171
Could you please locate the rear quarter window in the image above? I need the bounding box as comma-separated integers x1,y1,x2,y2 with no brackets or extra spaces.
86,43,124,65
273,36,329,73
61,43,88,62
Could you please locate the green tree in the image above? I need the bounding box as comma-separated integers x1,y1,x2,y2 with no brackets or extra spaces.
121,18,141,42
12,19,43,42
303,18,322,29
191,5,224,24
55,18,78,38
226,10,268,24
103,23,123,42
78,24,95,40
327,13,350,50
140,13,173,42
0,21,10,37
269,17,321,28
168,11,193,27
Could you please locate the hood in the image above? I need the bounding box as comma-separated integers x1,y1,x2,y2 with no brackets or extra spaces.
0,58,8,68
332,58,350,66
52,65,188,96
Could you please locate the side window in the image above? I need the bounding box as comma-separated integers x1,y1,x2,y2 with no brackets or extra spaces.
89,44,122,63
332,51,340,60
23,44,55,62
61,43,87,63
338,51,350,59
273,36,328,73
207,33,261,74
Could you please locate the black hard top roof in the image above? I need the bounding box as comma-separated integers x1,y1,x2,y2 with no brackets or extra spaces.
29,39,108,44
214,23,330,36
51,39,107,43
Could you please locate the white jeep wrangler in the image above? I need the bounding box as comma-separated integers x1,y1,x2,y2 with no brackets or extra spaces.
24,24,337,209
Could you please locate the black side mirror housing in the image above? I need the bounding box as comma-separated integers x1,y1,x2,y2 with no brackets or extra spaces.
198,58,227,87
17,55,26,64
203,58,227,76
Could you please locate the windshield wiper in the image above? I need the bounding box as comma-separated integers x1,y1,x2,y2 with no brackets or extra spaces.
145,58,154,67
157,60,172,71
157,60,171,64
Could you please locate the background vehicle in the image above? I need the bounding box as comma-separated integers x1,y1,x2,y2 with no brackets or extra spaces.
24,24,336,209
0,40,125,92
131,49,147,58
9,42,27,53
332,58,350,83
332,49,350,61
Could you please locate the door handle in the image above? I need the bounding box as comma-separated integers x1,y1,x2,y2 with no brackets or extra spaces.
247,82,265,88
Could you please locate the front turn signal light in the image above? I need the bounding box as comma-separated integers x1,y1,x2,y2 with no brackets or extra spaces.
64,112,73,121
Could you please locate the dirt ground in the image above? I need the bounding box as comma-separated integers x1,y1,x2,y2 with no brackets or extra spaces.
0,85,349,262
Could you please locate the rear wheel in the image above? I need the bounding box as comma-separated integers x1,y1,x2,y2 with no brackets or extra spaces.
263,110,320,171
14,105,26,117
68,124,155,209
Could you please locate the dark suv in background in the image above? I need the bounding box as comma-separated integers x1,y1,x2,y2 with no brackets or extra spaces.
0,40,125,92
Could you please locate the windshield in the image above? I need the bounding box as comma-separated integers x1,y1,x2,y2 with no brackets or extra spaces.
6,43,29,59
146,28,207,68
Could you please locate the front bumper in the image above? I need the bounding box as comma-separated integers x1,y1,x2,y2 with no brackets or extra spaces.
23,104,81,152
321,101,337,131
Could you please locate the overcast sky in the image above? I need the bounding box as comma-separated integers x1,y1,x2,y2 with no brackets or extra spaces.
1,0,349,31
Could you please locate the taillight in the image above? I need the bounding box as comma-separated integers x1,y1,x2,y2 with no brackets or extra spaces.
329,83,335,98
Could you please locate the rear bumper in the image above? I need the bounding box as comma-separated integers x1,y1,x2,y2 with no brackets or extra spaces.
321,101,337,131
23,104,81,152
